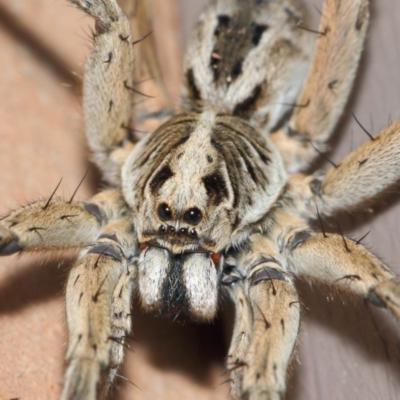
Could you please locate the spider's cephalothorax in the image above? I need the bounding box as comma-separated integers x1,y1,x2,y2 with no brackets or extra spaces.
122,110,286,318
2,0,400,399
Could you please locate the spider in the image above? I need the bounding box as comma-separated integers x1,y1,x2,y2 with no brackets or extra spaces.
0,0,400,400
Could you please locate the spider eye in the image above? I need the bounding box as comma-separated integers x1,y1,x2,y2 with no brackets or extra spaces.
183,208,203,225
157,203,173,221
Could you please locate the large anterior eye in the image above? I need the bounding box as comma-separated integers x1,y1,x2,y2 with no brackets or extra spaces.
183,208,203,225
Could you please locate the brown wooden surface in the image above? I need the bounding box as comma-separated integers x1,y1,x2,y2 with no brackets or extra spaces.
0,1,400,400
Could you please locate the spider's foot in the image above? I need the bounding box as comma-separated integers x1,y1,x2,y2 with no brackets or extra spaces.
0,226,20,255
61,358,102,400
372,279,400,321
68,0,123,27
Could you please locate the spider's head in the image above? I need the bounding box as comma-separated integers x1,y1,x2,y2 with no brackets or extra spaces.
121,111,286,319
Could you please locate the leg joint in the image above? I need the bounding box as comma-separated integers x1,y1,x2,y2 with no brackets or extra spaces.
88,241,123,262
249,265,287,286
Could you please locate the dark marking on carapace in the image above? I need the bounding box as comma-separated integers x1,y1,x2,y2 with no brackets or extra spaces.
171,135,190,150
149,165,174,195
216,120,271,166
234,144,260,184
203,173,229,205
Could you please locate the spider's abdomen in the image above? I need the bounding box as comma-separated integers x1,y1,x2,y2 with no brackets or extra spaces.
182,0,312,132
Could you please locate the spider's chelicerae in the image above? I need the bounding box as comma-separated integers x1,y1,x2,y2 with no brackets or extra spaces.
1,0,400,399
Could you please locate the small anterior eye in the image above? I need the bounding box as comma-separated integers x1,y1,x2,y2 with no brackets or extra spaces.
157,203,173,221
183,208,203,225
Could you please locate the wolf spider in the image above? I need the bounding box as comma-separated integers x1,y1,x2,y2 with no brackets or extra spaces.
0,0,400,398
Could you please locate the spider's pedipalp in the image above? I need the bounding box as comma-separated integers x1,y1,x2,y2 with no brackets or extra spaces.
224,234,300,400
271,0,370,173
312,119,400,216
62,218,138,400
287,231,400,322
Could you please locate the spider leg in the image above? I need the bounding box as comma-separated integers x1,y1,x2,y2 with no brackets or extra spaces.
62,218,138,400
287,230,400,321
0,189,127,255
223,234,300,400
68,0,135,183
69,0,178,184
122,0,179,129
271,0,369,172
312,119,400,216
